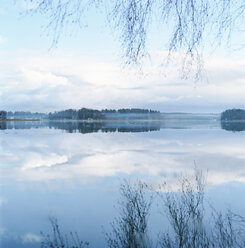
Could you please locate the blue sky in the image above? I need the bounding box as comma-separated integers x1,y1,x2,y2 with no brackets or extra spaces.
0,1,245,113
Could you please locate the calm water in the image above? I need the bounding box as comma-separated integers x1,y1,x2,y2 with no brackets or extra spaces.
1,119,245,247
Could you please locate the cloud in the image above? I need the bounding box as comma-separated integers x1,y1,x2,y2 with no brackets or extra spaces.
0,228,6,235
21,1,39,10
0,50,245,112
22,233,42,244
0,229,41,245
2,127,245,189
0,197,7,207
0,35,6,43
21,153,68,170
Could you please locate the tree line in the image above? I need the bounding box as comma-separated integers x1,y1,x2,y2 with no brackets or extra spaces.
0,110,7,119
1,108,160,121
46,108,160,120
221,109,245,121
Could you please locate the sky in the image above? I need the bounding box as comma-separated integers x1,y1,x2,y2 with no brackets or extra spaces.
0,1,245,113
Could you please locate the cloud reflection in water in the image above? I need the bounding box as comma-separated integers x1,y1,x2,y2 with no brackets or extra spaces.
0,126,245,187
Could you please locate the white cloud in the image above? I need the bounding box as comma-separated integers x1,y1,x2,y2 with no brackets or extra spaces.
21,153,68,170
22,233,42,244
0,229,42,245
1,127,245,188
21,1,39,10
0,50,245,112
0,35,6,43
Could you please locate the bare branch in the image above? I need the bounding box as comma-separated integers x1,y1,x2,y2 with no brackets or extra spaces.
23,0,245,79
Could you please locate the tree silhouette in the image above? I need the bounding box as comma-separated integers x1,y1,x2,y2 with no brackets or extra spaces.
24,0,244,78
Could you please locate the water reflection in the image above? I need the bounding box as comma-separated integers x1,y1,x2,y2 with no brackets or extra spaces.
1,120,161,133
0,118,220,133
1,120,245,247
221,121,245,132
0,121,6,130
0,122,245,186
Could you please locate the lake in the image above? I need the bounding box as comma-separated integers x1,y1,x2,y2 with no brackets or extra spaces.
1,118,245,247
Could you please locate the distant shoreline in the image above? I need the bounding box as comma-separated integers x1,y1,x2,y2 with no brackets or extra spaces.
0,118,221,123
0,119,40,122
0,112,221,123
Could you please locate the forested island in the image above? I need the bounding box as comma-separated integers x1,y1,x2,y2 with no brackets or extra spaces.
3,108,244,123
0,111,7,119
5,107,245,132
48,108,161,120
221,109,245,132
0,108,161,121
4,107,244,125
221,109,245,121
